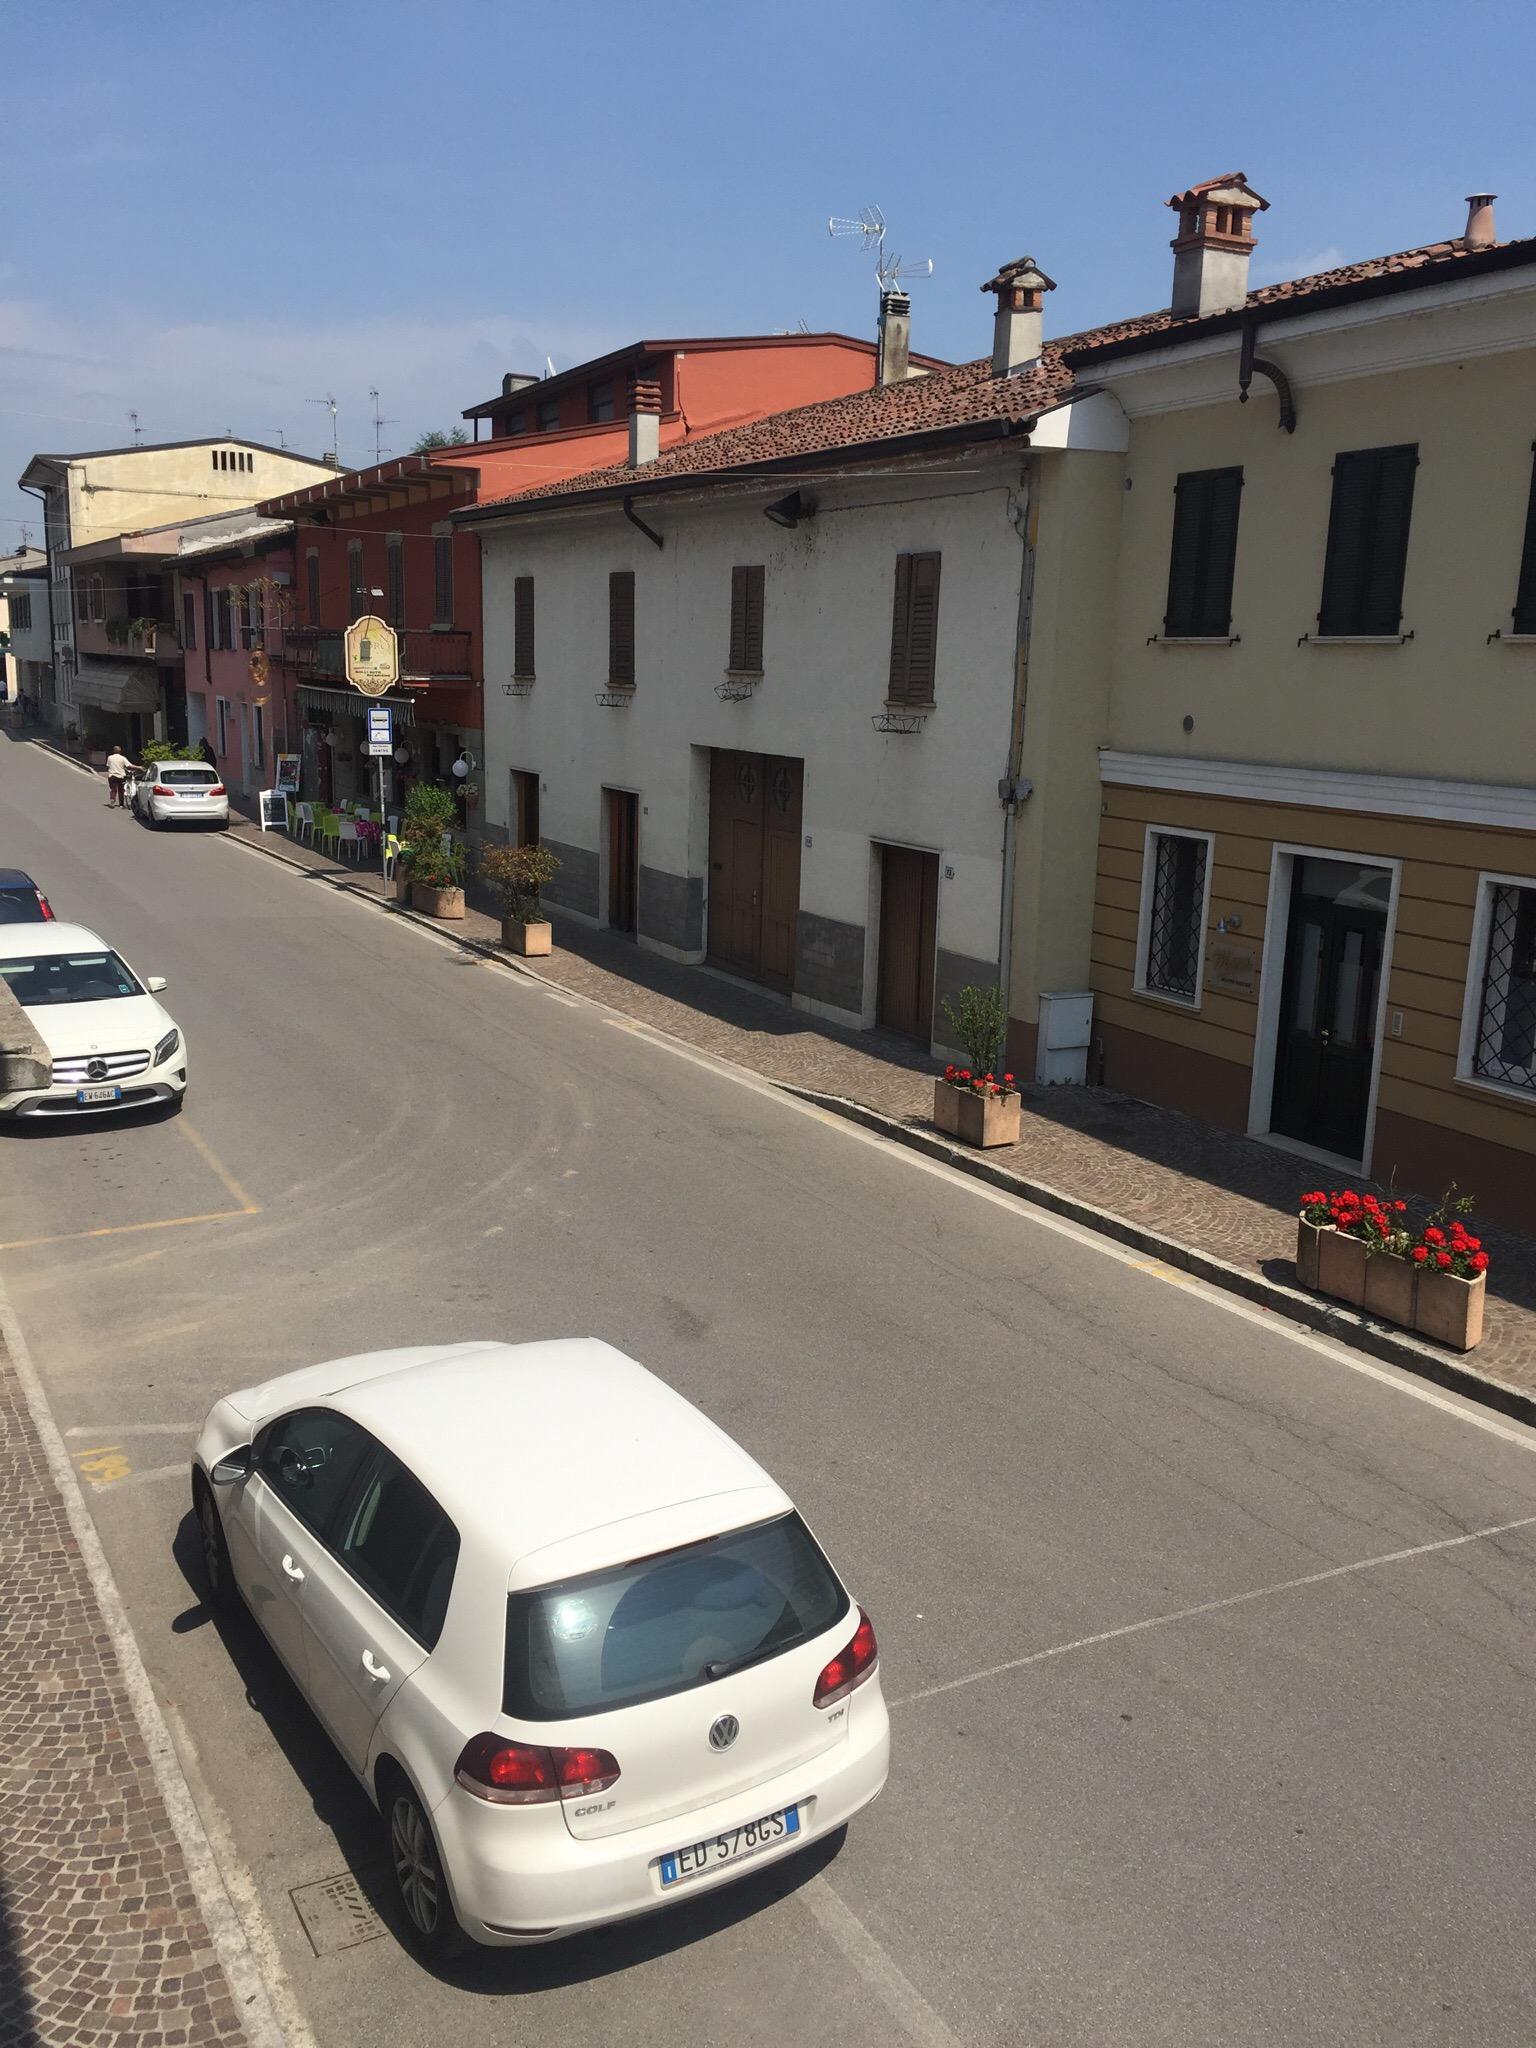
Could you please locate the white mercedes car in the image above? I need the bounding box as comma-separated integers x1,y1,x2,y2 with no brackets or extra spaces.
192,1340,889,1959
0,921,187,1116
133,759,229,828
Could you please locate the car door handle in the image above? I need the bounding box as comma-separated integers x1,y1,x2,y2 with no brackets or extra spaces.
361,1650,391,1683
281,1554,306,1583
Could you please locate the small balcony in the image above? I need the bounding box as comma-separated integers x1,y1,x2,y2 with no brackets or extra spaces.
74,615,181,663
282,624,472,683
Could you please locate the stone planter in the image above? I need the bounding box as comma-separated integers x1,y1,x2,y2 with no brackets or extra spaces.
1315,1228,1368,1308
502,917,552,956
1295,1217,1327,1291
1413,1269,1486,1352
393,868,413,903
1363,1250,1417,1327
410,883,465,921
933,1079,1020,1149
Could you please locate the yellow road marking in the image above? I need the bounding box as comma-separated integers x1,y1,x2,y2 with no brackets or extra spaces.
75,1446,132,1486
1129,1258,1197,1286
0,1207,255,1253
175,1118,260,1214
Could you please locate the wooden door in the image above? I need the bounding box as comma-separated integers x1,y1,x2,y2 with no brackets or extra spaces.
708,751,802,990
606,787,638,935
511,769,540,847
1272,857,1389,1158
877,844,939,1042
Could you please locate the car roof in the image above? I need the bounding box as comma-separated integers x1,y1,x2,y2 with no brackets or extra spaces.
0,869,39,890
0,920,110,958
153,758,217,768
236,1339,787,1576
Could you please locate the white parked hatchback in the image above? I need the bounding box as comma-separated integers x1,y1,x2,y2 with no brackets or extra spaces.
133,758,229,828
192,1340,889,1958
0,921,187,1116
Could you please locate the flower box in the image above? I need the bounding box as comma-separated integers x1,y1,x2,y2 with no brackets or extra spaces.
1363,1249,1417,1327
1295,1217,1327,1292
1315,1227,1368,1308
1413,1269,1486,1352
933,1079,1020,1149
411,883,465,921
503,917,551,956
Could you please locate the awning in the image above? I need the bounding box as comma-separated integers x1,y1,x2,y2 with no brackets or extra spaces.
296,684,416,726
73,659,160,715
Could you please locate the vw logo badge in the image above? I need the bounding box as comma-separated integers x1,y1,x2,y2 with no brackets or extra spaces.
708,1714,739,1753
87,1058,108,1082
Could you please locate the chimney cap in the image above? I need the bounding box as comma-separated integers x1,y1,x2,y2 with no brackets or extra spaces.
980,257,1058,298
1166,173,1269,214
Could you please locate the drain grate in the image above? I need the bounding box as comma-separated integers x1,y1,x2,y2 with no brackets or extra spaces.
291,1871,389,1956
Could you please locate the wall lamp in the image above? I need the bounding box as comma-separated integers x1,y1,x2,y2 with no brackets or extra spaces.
763,489,816,529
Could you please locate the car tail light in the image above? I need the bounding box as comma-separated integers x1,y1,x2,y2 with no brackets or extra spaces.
207,784,226,797
38,895,53,920
453,1734,621,1805
153,783,173,796
813,1607,878,1708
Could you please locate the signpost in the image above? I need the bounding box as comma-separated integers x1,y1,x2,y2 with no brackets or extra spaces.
346,617,400,883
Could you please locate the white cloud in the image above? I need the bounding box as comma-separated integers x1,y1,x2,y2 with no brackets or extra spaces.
1251,245,1349,284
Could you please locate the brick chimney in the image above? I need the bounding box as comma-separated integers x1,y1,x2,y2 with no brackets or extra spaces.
628,373,661,466
877,289,912,386
1166,174,1268,320
980,258,1057,377
1463,192,1497,249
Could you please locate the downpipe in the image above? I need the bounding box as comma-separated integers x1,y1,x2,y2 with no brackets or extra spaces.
997,460,1036,1043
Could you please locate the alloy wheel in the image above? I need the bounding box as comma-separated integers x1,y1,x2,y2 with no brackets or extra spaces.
391,1794,439,1935
198,1494,222,1592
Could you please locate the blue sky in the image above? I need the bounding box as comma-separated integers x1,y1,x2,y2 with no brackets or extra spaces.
4,0,1533,539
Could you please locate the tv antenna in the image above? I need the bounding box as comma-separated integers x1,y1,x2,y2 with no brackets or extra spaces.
128,409,143,443
369,387,398,464
307,394,339,463
827,203,933,291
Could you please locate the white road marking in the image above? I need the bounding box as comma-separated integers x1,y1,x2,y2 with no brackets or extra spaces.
224,822,1536,1457
0,1286,303,2048
890,1509,1536,1711
800,1873,965,2048
66,1421,195,1436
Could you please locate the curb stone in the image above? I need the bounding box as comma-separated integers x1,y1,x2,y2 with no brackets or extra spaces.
224,822,1536,1436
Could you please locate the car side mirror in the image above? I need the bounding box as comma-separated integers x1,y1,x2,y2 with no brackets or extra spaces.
211,1445,254,1485
146,975,168,993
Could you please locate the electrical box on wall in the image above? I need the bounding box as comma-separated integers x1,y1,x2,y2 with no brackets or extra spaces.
1035,991,1093,1085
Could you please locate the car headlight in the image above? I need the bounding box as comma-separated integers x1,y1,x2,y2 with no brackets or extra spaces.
153,1028,180,1065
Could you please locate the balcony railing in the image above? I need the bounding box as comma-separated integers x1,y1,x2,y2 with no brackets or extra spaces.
282,624,472,683
74,616,180,662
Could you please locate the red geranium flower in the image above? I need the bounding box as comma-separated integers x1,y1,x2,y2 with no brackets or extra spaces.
1423,1227,1445,1245
1410,1246,1429,1264
1471,1251,1490,1272
1435,1250,1453,1269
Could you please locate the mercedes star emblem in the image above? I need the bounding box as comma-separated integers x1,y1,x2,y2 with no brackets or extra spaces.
86,1058,108,1082
708,1714,740,1753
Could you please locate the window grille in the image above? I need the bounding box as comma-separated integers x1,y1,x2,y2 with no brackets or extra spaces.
1143,832,1208,1000
1474,882,1536,1091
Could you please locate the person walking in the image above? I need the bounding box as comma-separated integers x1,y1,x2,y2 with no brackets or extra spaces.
104,745,140,810
199,735,218,768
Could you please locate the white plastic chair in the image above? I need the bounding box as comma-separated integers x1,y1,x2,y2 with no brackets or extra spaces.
294,801,314,846
336,818,362,863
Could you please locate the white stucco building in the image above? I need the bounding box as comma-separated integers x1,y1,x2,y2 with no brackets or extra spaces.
0,548,50,704
463,285,1127,1052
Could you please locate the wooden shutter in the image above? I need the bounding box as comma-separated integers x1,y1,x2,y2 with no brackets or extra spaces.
729,565,764,671
204,585,215,651
433,537,454,624
513,575,535,677
1164,468,1242,635
1513,443,1536,634
888,552,941,704
1319,444,1418,635
608,570,635,686
386,539,404,627
306,551,321,626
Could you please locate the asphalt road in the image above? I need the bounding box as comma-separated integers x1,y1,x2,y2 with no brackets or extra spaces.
4,731,1536,2048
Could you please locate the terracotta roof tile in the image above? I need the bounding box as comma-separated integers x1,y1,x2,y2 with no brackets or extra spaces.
466,236,1536,518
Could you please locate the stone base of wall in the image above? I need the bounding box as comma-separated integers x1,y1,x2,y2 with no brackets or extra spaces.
540,837,600,918
795,911,865,1017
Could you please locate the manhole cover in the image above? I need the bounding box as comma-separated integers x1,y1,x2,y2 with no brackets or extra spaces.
291,1871,388,1956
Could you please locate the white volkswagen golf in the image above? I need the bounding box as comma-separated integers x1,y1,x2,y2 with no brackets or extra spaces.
192,1340,889,1958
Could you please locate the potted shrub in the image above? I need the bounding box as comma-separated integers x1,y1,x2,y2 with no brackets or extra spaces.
479,841,561,955
1407,1195,1489,1352
933,985,1020,1148
399,784,466,920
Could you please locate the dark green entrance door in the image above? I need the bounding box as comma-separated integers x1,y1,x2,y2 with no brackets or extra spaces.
1271,857,1390,1159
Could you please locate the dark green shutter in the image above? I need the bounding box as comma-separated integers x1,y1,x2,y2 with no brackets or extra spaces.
887,554,913,700
1319,444,1418,635
1513,443,1536,634
1164,468,1243,636
729,565,749,670
608,570,635,685
888,552,941,704
513,576,535,677
730,564,764,671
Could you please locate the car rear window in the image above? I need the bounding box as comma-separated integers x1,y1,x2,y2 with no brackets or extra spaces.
0,951,142,1005
503,1512,849,1721
0,886,43,924
159,768,217,785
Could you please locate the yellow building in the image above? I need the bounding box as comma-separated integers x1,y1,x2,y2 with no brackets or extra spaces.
1016,181,1536,1231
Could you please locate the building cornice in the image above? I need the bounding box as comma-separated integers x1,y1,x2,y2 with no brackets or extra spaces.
1098,750,1536,833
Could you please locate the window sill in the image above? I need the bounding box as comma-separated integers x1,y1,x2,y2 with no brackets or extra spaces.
882,698,934,714
1147,633,1241,647
429,621,455,632
1297,631,1414,646
1488,631,1536,644
1456,1069,1536,1111
1131,981,1203,1014
724,669,764,682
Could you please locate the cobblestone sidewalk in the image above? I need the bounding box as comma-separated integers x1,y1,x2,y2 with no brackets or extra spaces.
0,1331,255,2048
226,810,1536,1393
